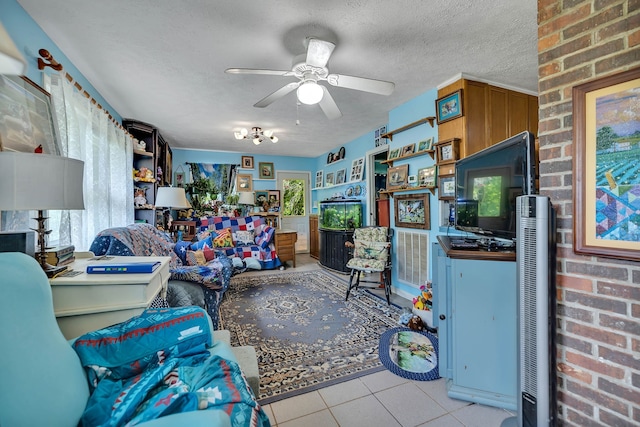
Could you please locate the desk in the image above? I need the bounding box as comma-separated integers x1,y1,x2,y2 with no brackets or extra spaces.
50,255,171,338
275,229,297,268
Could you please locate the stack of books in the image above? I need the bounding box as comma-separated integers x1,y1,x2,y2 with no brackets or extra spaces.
45,245,75,267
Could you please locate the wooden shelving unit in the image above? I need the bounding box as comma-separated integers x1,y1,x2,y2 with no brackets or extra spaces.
382,149,434,166
380,116,436,141
380,186,436,196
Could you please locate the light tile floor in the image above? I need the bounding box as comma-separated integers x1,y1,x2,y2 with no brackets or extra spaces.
242,254,516,427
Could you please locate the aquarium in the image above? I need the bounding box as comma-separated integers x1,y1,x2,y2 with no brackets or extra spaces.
319,199,363,231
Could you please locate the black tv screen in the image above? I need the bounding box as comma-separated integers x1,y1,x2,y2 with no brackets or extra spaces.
454,131,537,241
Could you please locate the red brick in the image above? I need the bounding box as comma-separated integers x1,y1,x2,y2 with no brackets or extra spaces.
539,60,562,77
566,320,627,348
565,351,625,380
539,32,562,52
630,29,640,47
539,3,593,38
561,274,594,291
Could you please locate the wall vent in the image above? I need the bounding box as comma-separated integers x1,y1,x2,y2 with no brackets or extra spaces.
396,230,429,287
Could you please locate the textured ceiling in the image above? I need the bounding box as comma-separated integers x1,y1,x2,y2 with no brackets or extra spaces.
17,0,539,158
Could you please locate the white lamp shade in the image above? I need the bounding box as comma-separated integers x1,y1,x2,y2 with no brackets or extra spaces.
238,191,255,205
0,21,27,75
155,187,191,209
297,81,324,105
0,152,85,211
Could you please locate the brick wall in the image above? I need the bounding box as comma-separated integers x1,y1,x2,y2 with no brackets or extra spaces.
537,1,639,426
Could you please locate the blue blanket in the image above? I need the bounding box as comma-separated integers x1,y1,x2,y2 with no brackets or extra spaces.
74,307,270,426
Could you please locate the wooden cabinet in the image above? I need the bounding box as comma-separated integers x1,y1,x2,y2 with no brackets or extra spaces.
275,230,297,268
125,119,172,227
437,79,538,159
309,215,319,259
253,211,281,229
169,220,196,241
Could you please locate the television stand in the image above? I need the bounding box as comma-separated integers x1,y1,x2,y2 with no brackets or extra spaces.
438,236,515,261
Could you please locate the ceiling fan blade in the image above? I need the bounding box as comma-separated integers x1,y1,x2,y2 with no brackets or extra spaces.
305,38,335,68
326,73,395,95
225,68,292,76
254,82,300,108
318,86,342,120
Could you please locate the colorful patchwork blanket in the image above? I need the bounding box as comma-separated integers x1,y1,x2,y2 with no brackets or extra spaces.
197,216,281,270
73,307,270,427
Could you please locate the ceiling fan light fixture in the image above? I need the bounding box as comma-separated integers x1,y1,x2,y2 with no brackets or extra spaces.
252,137,261,145
270,136,278,143
234,126,277,145
263,129,273,138
297,81,324,105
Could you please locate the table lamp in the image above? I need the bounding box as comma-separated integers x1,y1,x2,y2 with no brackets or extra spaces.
155,186,191,236
0,152,85,277
238,191,255,216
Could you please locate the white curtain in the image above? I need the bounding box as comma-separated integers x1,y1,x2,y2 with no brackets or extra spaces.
49,74,134,250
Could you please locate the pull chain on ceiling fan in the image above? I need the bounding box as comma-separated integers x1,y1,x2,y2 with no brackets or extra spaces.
226,37,395,120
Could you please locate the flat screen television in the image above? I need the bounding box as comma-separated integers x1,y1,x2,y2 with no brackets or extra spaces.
455,131,537,241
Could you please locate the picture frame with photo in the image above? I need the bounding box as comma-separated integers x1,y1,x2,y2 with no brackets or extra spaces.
400,143,416,157
0,75,60,155
394,193,430,229
315,170,324,188
349,157,365,182
258,162,274,179
387,148,400,161
237,174,252,192
386,164,409,190
336,168,347,185
254,191,269,209
325,172,335,187
436,89,464,124
268,190,280,211
418,166,437,188
438,175,456,200
417,137,435,153
241,155,254,169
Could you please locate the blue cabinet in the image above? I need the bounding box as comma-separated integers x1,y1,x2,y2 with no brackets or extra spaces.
433,237,517,410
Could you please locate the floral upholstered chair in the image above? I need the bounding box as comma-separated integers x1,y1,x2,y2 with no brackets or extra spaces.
345,226,393,304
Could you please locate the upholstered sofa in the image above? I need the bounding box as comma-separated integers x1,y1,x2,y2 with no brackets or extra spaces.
196,215,281,270
0,252,268,427
89,223,232,330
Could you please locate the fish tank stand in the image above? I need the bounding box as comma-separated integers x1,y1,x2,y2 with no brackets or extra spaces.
318,199,362,273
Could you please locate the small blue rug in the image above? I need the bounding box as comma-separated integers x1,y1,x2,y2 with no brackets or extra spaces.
379,327,440,381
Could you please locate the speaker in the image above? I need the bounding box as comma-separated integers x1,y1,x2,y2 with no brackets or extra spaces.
0,231,36,257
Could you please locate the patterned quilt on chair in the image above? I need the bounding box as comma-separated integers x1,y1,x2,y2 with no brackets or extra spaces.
89,224,232,329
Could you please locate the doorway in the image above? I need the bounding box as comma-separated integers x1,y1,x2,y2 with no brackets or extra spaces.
366,145,390,226
276,171,311,253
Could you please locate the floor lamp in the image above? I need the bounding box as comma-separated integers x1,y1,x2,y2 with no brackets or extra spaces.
0,152,85,277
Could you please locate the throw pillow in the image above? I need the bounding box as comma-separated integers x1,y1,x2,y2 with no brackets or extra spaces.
185,250,207,266
190,236,213,251
173,240,192,265
213,228,233,248
254,225,275,249
202,245,216,261
234,230,255,247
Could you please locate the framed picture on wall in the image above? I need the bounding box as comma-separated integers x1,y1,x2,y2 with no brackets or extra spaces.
436,89,463,124
349,157,365,182
268,190,280,211
573,67,640,261
0,75,60,155
386,164,409,190
315,170,324,188
237,174,252,192
336,168,347,184
255,191,269,210
418,166,437,188
395,193,430,229
258,162,274,179
241,155,254,169
325,172,335,187
438,175,455,200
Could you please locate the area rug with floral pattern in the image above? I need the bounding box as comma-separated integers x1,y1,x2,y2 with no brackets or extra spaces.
219,269,403,404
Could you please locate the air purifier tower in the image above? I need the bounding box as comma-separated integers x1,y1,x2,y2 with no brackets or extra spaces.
503,195,557,427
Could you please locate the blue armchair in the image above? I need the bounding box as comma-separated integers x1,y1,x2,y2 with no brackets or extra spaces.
0,253,267,426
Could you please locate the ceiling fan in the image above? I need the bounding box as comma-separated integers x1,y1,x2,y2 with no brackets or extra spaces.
225,37,395,120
